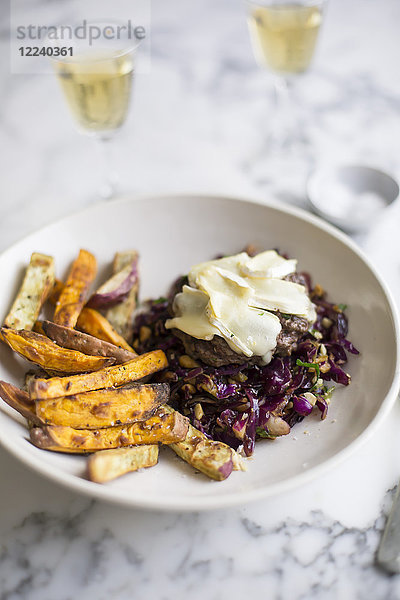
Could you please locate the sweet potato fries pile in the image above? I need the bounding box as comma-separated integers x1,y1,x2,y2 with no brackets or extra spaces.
0,249,244,483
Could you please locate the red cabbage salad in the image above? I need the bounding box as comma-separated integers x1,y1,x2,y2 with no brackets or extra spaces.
132,253,359,458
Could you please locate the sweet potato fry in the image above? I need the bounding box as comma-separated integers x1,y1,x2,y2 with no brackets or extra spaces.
0,381,42,425
24,368,49,392
32,320,46,335
29,349,168,400
164,406,245,481
35,383,169,429
88,445,159,483
30,408,188,453
53,249,97,328
42,320,136,364
76,307,135,353
1,328,114,373
106,251,139,341
48,279,64,305
87,253,138,310
4,253,55,330
49,278,135,353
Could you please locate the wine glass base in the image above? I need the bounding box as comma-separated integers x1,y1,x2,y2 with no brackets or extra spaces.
98,181,120,201
245,135,315,205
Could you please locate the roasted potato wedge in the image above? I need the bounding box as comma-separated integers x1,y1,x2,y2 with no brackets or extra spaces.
54,249,97,328
30,408,188,453
35,383,169,429
76,307,135,353
88,445,159,483
1,328,114,373
0,381,42,425
106,251,139,341
165,406,245,481
42,320,136,364
4,253,55,330
29,349,168,400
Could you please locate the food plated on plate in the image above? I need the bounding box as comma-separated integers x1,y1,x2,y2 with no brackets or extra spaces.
0,244,358,484
133,247,359,457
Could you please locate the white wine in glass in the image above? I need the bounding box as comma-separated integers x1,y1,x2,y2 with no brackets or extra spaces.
248,3,323,74
246,1,326,190
54,52,134,134
51,21,139,199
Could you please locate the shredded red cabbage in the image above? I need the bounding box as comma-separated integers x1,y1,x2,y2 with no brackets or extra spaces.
132,271,359,457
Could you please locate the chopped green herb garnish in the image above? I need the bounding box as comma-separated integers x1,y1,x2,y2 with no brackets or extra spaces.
154,296,167,304
296,359,320,379
323,385,336,400
310,378,325,392
337,303,347,312
309,327,322,339
281,313,291,319
230,333,234,338
259,312,264,316
256,427,275,439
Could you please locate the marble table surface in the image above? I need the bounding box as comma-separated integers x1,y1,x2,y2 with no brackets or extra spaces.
2,0,400,598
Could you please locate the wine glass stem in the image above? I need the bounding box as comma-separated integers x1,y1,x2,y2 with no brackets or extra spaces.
95,135,120,200
272,75,301,149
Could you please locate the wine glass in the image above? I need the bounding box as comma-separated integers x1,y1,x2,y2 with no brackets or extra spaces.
246,1,326,189
50,21,139,199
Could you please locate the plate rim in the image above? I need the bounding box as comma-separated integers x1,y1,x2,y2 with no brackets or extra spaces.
0,192,399,511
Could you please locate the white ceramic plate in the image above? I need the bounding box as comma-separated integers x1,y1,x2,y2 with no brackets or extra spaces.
0,194,399,511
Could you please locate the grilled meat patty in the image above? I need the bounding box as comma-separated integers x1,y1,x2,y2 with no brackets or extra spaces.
170,272,312,367
173,312,309,367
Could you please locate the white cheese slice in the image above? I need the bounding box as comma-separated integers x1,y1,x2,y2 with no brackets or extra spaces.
197,266,282,362
196,266,252,313
212,266,251,290
208,314,253,356
197,266,254,355
240,250,297,279
165,285,219,339
249,278,316,320
167,250,316,365
210,308,281,363
188,252,248,287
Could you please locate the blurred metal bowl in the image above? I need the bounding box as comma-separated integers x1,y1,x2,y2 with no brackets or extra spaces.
307,164,399,233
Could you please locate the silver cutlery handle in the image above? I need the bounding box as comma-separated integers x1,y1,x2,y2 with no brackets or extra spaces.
377,483,400,573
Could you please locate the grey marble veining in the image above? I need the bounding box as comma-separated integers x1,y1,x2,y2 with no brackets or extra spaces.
1,0,400,598
1,490,400,600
